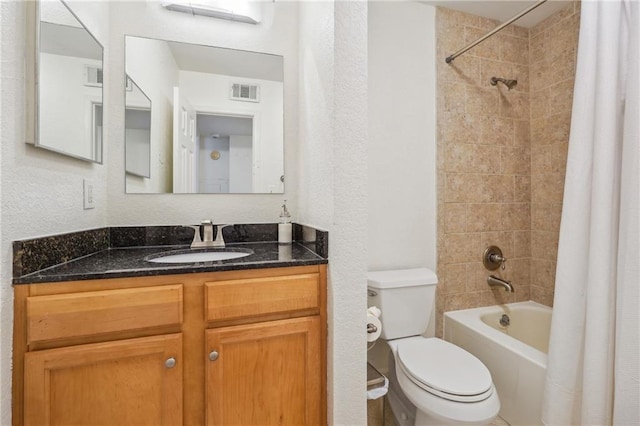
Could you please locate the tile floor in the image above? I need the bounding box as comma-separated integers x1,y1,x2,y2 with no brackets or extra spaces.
367,396,511,426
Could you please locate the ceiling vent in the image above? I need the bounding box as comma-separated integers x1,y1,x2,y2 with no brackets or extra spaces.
230,83,259,103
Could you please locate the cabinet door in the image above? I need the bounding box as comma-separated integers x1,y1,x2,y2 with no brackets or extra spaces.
206,317,321,426
24,333,182,426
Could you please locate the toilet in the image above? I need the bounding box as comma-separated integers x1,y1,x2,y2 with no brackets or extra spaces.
367,268,500,426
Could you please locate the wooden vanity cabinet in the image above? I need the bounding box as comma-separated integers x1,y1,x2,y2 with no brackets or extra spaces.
13,264,327,426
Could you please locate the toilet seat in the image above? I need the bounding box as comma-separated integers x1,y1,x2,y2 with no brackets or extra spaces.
396,338,493,403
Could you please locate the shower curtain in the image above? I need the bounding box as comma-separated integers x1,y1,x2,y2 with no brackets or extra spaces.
542,0,639,425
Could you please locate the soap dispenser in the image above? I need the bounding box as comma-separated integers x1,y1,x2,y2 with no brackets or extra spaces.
278,200,292,245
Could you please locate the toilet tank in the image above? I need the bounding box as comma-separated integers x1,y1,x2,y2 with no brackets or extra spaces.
367,268,438,340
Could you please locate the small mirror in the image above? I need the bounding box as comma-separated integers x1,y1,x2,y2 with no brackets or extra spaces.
34,0,104,163
125,77,152,178
125,36,284,194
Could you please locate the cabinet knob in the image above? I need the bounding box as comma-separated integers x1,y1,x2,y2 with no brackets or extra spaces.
209,350,219,361
165,357,176,368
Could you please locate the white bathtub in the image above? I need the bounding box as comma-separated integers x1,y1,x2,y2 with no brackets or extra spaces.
444,301,552,426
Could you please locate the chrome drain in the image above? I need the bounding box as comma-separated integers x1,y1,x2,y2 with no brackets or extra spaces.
500,314,510,327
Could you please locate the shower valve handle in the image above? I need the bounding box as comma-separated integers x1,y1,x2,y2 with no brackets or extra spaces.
483,246,507,271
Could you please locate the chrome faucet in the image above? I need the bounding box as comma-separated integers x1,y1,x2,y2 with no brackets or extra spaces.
488,275,514,292
187,221,233,249
188,220,215,249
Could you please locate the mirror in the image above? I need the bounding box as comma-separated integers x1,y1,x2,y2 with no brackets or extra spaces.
125,77,152,178
125,36,284,194
34,0,104,163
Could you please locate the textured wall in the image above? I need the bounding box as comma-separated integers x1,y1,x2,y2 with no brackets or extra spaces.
0,2,110,423
435,3,580,334
529,2,580,306
298,2,369,424
436,7,532,335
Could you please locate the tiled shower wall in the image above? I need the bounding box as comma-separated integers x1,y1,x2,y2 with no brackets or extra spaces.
435,3,580,335
530,3,581,306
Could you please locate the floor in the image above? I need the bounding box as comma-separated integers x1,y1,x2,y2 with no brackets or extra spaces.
367,396,511,426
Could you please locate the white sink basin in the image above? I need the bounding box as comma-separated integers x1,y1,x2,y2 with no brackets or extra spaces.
147,250,252,264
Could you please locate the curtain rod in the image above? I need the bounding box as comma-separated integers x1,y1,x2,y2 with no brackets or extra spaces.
445,0,548,64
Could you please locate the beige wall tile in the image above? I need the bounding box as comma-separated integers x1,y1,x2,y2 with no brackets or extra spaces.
532,230,559,261
514,230,532,258
467,203,502,232
531,285,555,307
445,173,485,203
442,112,481,144
501,145,531,175
499,91,530,119
531,259,557,289
480,116,515,146
482,175,515,203
499,34,529,65
501,203,531,231
466,262,488,292
531,202,563,232
442,263,467,294
466,85,500,116
515,175,531,202
445,143,501,173
443,233,483,263
444,202,467,233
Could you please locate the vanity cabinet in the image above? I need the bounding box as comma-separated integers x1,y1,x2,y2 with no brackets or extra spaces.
13,265,327,426
203,273,323,425
24,334,183,425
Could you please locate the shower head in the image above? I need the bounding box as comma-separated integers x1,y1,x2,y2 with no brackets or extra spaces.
490,77,518,91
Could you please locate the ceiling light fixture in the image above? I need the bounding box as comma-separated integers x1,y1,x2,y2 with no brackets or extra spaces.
161,1,261,24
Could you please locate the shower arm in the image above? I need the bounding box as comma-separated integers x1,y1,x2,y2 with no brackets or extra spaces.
445,0,548,64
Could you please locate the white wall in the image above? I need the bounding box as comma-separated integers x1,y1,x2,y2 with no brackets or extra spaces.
367,2,437,272
0,1,110,423
108,1,298,224
298,1,369,424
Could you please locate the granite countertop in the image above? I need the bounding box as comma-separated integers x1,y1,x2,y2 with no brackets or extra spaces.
13,224,328,285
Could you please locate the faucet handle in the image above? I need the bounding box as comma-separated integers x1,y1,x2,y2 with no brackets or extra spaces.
213,224,233,248
185,225,203,248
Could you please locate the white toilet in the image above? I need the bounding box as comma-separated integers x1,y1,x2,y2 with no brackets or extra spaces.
368,268,500,426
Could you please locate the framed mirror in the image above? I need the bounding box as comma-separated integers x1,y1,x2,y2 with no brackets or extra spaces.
124,36,284,194
125,77,152,178
33,0,104,163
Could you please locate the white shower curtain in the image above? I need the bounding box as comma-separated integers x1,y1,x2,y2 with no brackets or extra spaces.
542,0,639,425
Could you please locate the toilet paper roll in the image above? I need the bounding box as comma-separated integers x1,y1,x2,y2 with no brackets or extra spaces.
367,314,382,342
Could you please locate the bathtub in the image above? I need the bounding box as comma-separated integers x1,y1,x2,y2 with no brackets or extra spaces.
444,301,552,426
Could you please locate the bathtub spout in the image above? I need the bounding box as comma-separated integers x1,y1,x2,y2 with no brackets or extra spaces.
488,275,514,292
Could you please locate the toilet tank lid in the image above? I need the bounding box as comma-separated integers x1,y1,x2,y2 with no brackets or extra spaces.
367,268,438,289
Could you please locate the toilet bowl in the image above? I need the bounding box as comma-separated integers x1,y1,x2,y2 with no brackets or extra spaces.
367,268,500,426
387,337,500,426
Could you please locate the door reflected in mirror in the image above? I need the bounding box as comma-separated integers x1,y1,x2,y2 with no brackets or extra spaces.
125,36,284,194
35,0,104,163
125,77,151,179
